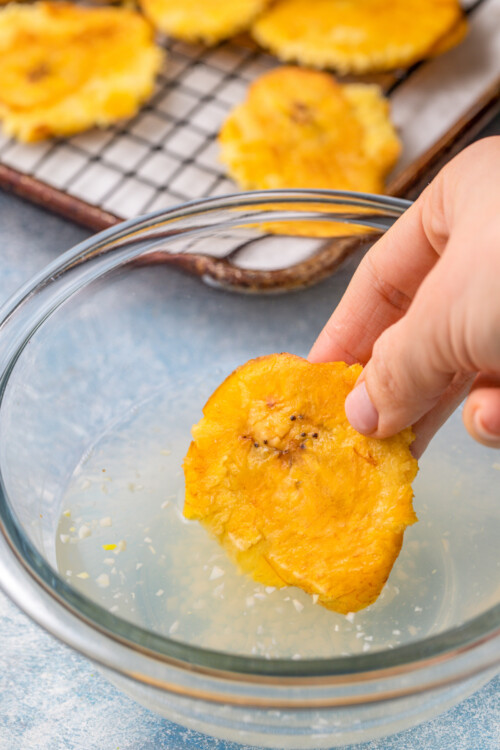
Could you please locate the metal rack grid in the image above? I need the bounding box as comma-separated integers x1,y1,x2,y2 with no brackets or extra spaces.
0,37,279,222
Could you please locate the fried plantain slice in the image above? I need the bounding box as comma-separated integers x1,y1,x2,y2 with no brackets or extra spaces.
183,354,418,614
250,200,379,239
139,0,269,45
252,0,466,73
428,16,468,57
0,2,164,142
219,67,401,196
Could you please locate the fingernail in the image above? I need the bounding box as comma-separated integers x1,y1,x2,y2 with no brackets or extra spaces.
473,409,500,443
345,382,379,435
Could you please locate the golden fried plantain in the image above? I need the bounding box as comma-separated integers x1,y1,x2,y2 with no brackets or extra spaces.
219,67,400,195
0,2,164,142
139,0,269,45
252,0,466,73
428,16,468,57
184,354,418,614
252,200,379,239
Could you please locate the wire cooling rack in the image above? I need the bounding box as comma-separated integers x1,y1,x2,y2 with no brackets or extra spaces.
0,0,498,252
0,37,280,225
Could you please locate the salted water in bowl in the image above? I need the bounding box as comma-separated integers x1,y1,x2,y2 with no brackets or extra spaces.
52,282,499,660
2,260,498,660
54,385,500,659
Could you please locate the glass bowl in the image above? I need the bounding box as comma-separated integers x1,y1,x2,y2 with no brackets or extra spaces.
0,191,498,749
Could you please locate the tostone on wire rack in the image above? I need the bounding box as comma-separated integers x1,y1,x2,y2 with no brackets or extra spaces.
0,0,499,291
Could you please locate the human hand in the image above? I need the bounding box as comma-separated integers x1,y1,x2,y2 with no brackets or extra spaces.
309,137,500,457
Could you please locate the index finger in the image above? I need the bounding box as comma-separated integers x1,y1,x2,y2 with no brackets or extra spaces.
308,191,440,365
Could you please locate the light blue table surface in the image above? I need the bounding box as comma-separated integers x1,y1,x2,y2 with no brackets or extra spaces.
1,118,499,750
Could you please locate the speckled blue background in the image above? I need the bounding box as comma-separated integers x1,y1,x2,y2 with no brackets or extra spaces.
0,589,498,750
1,116,499,749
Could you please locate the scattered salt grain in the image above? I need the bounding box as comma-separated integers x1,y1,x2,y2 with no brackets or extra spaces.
103,558,114,566
156,589,164,597
161,449,172,456
292,654,302,660
78,524,92,540
246,596,255,608
315,719,328,728
161,501,170,510
312,594,319,604
136,563,143,571
114,540,127,554
362,642,371,652
265,586,276,594
59,534,70,544
209,566,224,581
392,629,401,635
96,574,110,588
408,625,418,636
76,572,89,579
65,570,72,577
213,583,225,597
148,545,156,555
99,517,112,527
169,620,179,635
346,613,355,623
109,605,119,613
292,599,304,613
144,536,153,544
414,606,423,613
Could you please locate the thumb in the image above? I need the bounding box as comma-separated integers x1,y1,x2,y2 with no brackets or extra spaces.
462,375,500,448
345,263,458,439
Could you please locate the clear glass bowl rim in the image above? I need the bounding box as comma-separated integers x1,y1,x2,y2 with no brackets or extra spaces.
0,188,498,684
